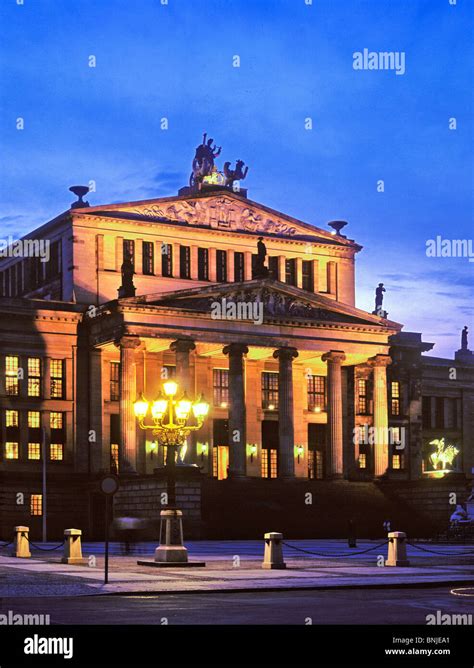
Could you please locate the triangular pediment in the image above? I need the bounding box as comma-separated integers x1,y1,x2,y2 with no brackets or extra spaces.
122,279,400,329
76,189,359,247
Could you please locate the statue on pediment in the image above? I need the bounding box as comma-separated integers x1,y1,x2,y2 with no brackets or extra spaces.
118,250,136,299
372,283,388,318
461,325,468,351
253,237,269,279
224,160,248,188
190,133,222,190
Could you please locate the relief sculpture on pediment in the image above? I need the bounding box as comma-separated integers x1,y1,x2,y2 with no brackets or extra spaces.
132,197,298,236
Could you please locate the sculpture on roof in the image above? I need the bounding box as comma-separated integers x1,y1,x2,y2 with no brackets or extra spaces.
224,160,248,188
190,132,222,190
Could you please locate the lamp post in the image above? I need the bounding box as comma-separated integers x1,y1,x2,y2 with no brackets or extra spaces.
134,381,209,564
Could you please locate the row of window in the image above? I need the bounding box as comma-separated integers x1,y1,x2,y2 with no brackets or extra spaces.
209,446,405,480
3,409,65,461
4,356,64,398
5,409,63,429
4,442,64,460
122,239,325,291
0,240,61,297
213,371,401,415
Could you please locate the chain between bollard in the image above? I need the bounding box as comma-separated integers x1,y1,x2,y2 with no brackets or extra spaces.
0,539,14,549
26,537,65,552
281,540,389,558
407,541,474,557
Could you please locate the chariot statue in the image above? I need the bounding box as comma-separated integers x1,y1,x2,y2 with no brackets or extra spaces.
190,132,222,190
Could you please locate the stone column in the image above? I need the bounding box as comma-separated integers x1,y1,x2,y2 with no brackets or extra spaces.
116,335,141,474
368,354,391,477
223,343,249,478
89,348,103,473
273,347,298,479
322,350,346,478
170,340,196,393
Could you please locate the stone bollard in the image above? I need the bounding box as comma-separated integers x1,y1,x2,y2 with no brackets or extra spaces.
12,526,31,558
386,531,410,567
262,532,286,570
61,529,87,565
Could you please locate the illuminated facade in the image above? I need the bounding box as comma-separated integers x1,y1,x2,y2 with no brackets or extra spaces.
0,177,473,536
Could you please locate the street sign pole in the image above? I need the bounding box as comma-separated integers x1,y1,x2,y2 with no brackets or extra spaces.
100,474,120,586
105,495,110,584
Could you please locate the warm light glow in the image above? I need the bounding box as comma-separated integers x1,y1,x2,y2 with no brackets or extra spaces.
220,401,228,408
163,380,178,397
297,445,304,456
313,406,322,413
193,395,210,419
151,395,168,419
176,394,192,420
133,394,149,418
250,444,257,455
149,441,157,451
198,442,208,456
268,404,275,411
429,438,459,471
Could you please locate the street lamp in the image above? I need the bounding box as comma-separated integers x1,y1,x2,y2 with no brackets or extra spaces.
134,382,209,564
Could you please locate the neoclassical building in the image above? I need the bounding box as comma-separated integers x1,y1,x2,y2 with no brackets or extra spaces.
1,151,473,537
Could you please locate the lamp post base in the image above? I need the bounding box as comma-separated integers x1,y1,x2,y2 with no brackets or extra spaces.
137,508,206,568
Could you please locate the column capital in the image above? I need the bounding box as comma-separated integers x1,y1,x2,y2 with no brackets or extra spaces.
223,343,249,357
367,354,392,368
321,350,346,364
114,335,141,350
273,346,298,361
170,339,196,354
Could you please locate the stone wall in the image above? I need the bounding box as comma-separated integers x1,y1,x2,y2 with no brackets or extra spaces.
113,476,202,539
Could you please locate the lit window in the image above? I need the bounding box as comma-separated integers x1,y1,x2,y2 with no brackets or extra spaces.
357,379,369,415
28,357,41,397
262,372,279,410
50,359,63,398
392,454,402,470
28,442,41,460
391,381,401,416
213,369,229,407
30,494,42,516
110,362,120,401
6,410,19,427
50,443,63,461
110,443,119,473
28,411,41,428
358,453,367,469
5,355,19,396
307,375,326,411
50,411,63,429
5,442,19,459
261,449,278,478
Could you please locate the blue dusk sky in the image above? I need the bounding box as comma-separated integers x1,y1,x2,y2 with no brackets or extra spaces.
0,0,472,358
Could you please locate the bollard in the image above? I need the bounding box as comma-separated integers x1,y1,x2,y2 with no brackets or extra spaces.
12,526,31,558
262,532,286,570
386,531,410,567
61,529,87,565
